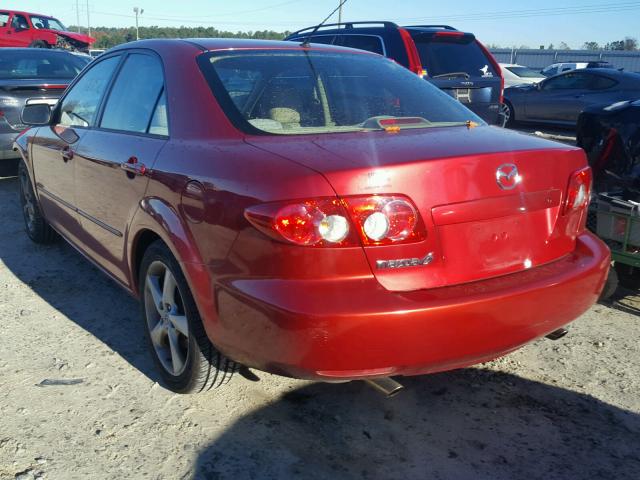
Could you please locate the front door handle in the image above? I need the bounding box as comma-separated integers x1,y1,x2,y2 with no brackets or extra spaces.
61,146,74,162
120,156,147,176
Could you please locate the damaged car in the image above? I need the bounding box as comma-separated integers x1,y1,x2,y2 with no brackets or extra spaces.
0,10,94,53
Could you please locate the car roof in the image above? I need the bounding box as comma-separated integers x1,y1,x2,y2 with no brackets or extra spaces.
109,38,377,55
0,10,55,18
0,47,79,55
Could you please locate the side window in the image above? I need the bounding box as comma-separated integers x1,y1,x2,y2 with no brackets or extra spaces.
59,55,120,128
100,53,165,134
336,35,384,55
542,73,590,91
148,90,168,136
11,14,29,30
589,75,618,90
0,13,9,27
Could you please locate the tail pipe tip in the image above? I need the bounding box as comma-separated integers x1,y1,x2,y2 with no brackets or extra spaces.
363,377,404,397
545,328,568,341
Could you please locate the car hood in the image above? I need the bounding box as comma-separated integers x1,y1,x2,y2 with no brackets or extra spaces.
54,30,95,45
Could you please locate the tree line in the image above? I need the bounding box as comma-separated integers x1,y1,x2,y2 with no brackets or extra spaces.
73,26,639,52
70,25,291,49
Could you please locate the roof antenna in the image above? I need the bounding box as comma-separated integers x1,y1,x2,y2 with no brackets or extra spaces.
301,0,349,47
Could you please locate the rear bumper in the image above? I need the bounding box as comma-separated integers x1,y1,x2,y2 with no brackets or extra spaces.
209,232,609,380
466,102,501,125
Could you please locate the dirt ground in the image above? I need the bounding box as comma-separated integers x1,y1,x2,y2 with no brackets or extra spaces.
0,161,639,480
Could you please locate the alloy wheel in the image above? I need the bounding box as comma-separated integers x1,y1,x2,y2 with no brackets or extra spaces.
144,261,190,376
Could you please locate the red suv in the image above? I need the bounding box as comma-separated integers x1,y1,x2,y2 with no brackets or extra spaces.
15,39,609,394
0,10,94,52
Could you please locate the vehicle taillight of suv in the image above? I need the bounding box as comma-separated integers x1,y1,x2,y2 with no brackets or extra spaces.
285,22,504,125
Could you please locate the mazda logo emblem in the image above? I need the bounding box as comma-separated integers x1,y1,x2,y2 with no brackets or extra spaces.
496,164,521,190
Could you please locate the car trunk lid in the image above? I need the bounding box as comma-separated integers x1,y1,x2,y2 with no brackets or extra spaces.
246,126,588,291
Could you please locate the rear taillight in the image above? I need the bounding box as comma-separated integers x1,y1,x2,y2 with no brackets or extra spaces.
398,28,424,76
245,195,426,247
564,166,592,214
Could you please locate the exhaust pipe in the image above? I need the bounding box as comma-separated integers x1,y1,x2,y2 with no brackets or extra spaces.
364,377,404,397
545,328,568,341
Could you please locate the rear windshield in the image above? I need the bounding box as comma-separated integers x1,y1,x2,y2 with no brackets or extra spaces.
0,50,88,79
506,66,543,78
200,50,482,136
411,36,497,79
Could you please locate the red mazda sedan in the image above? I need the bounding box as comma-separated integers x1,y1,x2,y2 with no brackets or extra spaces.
15,39,609,394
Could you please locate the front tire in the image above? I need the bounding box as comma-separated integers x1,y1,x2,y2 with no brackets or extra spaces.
502,101,515,127
139,241,237,393
18,162,57,244
29,40,49,48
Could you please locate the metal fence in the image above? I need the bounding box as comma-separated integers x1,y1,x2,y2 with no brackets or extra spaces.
490,48,640,72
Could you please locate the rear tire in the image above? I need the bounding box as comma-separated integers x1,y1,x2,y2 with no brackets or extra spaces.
18,162,57,244
139,241,237,393
599,266,618,301
29,40,49,48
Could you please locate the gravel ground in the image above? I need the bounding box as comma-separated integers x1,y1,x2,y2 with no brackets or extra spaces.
0,163,639,480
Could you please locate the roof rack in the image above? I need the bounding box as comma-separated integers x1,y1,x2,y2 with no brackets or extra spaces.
288,21,399,37
402,25,458,31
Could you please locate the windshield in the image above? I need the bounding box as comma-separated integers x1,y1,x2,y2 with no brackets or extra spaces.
412,37,497,79
201,50,483,135
506,66,543,78
30,15,66,31
0,50,88,79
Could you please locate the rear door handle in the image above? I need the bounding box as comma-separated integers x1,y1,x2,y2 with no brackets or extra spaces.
61,146,74,162
120,156,147,176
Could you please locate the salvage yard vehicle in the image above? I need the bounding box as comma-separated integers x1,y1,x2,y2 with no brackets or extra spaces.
541,61,614,77
0,10,94,52
578,99,640,297
504,68,640,127
0,48,89,160
285,23,504,125
499,63,545,88
15,39,609,394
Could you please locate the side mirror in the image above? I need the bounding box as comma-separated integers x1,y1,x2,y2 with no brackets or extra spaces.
21,104,51,126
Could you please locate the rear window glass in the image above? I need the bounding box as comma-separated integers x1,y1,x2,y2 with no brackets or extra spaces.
201,50,482,136
412,36,497,79
506,66,543,78
0,50,88,79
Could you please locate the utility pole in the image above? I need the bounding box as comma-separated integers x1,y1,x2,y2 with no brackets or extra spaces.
133,7,144,41
75,0,81,33
86,0,91,37
338,1,343,24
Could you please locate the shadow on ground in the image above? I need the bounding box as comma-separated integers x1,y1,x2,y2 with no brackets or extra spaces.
192,370,640,480
0,174,159,382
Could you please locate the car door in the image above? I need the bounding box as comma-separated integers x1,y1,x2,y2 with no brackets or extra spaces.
72,51,168,284
31,54,122,244
570,74,622,123
6,13,32,46
0,12,13,46
524,72,591,123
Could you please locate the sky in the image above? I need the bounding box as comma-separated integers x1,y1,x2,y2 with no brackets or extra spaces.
13,0,640,49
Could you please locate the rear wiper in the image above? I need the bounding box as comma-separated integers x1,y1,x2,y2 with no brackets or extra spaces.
431,72,471,80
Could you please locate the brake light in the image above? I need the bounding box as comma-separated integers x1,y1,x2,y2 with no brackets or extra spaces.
564,166,592,214
434,31,465,37
398,28,424,76
245,195,426,247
